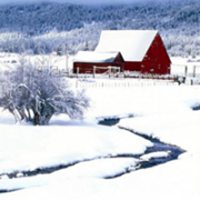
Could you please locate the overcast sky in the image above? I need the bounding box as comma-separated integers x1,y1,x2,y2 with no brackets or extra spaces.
0,0,172,5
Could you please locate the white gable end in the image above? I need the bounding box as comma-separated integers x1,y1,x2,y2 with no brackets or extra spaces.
95,30,158,62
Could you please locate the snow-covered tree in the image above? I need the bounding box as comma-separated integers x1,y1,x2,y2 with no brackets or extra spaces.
0,59,89,125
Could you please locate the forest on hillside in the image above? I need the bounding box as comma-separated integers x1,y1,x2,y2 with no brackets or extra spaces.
0,0,199,57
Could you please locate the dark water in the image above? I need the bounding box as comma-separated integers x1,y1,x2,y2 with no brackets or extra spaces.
192,104,200,111
0,189,19,194
98,118,120,126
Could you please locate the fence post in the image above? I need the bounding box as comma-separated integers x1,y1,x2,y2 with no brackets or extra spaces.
108,66,111,78
193,65,196,77
184,65,188,78
93,66,96,78
76,67,79,78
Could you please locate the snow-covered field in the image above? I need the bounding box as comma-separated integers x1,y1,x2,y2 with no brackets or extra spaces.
0,53,200,199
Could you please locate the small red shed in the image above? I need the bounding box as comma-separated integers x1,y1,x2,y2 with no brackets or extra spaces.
95,30,171,75
73,51,124,74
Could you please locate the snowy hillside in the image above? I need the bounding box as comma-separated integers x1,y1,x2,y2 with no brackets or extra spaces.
0,0,199,56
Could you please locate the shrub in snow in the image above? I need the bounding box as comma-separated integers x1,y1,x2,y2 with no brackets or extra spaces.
0,60,89,125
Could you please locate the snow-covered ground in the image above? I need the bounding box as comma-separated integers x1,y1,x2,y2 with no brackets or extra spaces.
0,54,200,199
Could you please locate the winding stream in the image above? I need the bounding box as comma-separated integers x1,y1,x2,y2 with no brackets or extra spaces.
99,117,185,178
119,126,185,171
0,117,185,193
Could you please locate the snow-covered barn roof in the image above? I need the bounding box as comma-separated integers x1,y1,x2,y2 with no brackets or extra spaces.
73,51,121,63
95,30,158,62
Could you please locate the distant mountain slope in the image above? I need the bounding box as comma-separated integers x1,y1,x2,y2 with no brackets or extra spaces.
0,1,199,34
0,0,199,56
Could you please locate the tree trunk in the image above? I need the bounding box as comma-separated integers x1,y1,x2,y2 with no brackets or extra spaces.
33,112,40,125
33,103,54,125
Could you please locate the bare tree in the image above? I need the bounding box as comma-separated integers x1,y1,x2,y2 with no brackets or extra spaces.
0,59,89,125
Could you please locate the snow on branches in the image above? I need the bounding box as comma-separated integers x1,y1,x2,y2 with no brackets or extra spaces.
0,59,89,125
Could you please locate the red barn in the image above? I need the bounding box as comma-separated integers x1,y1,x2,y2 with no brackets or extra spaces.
95,30,171,74
73,51,124,74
